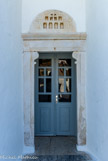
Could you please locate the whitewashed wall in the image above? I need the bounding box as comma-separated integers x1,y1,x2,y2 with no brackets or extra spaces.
86,0,108,161
0,0,23,159
22,0,86,33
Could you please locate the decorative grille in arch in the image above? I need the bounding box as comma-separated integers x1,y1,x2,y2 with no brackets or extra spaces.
29,10,76,33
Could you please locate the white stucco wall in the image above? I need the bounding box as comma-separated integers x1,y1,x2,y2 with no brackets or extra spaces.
86,0,108,161
0,0,23,160
22,0,86,33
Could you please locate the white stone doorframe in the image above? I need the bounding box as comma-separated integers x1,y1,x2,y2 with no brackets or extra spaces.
22,33,86,154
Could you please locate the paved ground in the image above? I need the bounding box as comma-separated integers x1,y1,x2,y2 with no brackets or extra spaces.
35,137,80,155
23,137,93,161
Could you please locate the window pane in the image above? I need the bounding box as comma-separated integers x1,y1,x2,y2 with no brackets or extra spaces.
39,79,44,92
46,68,52,76
58,68,64,76
58,59,71,67
46,79,51,92
39,69,44,76
58,79,64,92
58,95,71,102
66,68,71,76
39,59,51,67
66,78,71,92
39,95,51,102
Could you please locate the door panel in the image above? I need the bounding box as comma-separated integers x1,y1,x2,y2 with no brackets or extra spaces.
35,53,76,136
35,54,54,136
58,106,70,132
40,107,51,132
55,54,73,135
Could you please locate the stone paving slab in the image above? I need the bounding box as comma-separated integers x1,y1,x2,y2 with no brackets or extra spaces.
35,137,77,155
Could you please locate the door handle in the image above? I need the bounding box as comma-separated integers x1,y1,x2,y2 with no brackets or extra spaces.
56,95,58,103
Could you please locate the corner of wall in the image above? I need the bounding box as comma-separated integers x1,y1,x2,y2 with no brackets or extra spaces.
23,146,35,155
77,145,99,161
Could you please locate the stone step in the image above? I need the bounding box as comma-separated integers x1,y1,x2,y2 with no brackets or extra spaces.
23,155,94,161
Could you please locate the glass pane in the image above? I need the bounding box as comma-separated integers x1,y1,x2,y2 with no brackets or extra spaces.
39,69,44,76
58,68,64,76
58,59,71,67
66,79,71,92
46,79,51,92
39,59,51,67
66,68,71,76
58,95,71,102
58,79,64,92
39,79,44,92
39,95,51,102
46,68,52,76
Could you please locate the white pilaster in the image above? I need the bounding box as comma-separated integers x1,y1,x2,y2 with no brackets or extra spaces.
23,51,39,153
72,52,86,146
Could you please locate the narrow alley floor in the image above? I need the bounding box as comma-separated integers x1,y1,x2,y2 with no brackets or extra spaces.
23,137,93,161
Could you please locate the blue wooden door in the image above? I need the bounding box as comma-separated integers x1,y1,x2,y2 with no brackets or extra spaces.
35,53,76,136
